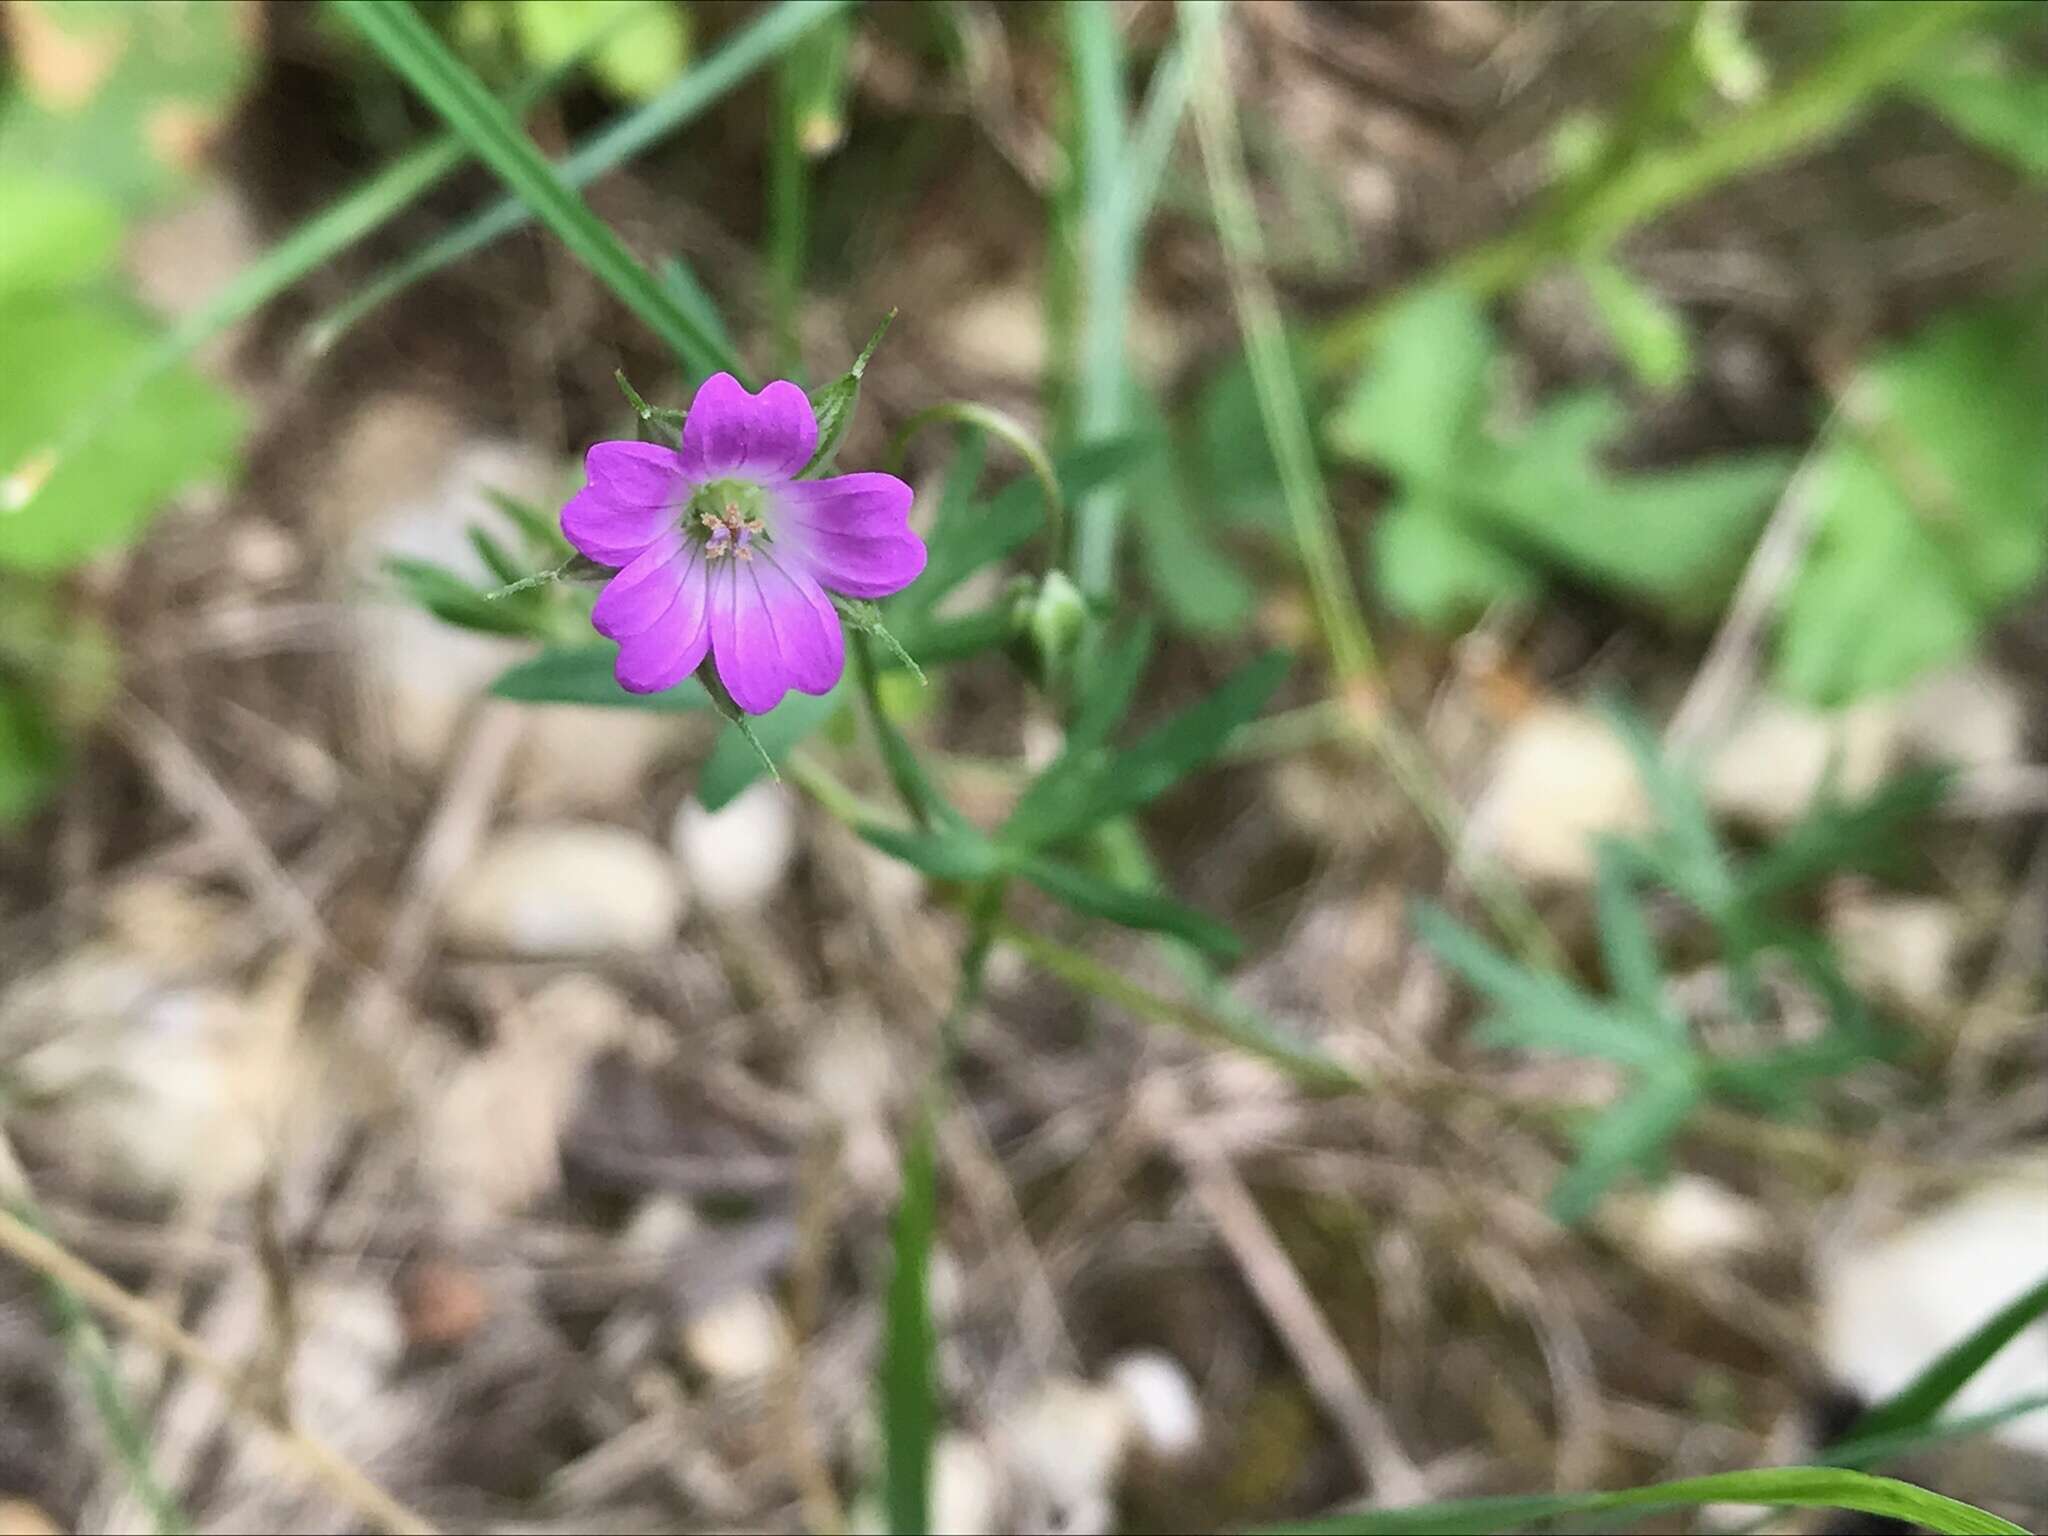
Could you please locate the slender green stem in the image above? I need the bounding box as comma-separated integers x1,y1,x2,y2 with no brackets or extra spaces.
9,1197,190,1533
1315,0,1990,371
1182,0,1376,682
850,631,944,829
888,402,1066,569
314,0,853,361
769,51,809,380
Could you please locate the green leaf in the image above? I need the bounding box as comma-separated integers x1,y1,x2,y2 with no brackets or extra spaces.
1127,400,1255,633
1002,651,1288,852
858,824,1002,884
881,1103,938,1536
0,173,121,296
0,296,242,571
1326,285,1492,487
1066,621,1153,759
1740,765,1950,907
1848,1268,2048,1444
1414,901,1677,1073
1549,1066,1703,1226
803,312,894,477
1260,1467,2027,1536
1909,51,2048,176
386,557,538,637
506,0,690,104
335,0,744,378
698,684,845,811
1580,257,1693,392
1777,298,2048,704
0,678,64,828
1370,495,1539,626
1011,853,1242,960
1591,843,1676,1033
0,0,256,211
315,0,850,357
490,646,711,712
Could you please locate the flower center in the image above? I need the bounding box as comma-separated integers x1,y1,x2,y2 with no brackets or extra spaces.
689,478,768,562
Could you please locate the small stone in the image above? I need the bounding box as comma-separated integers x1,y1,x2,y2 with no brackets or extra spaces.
399,1258,491,1349
1705,695,1900,829
1106,1351,1202,1460
671,781,799,912
1818,1168,2048,1457
1468,704,1651,884
681,1289,790,1382
620,1194,701,1260
1624,1174,1769,1269
1829,894,1961,1013
1898,663,2028,771
932,1431,1004,1536
945,285,1048,383
996,1378,1133,1529
444,824,683,956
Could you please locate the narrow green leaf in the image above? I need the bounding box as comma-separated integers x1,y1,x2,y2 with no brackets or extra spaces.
859,824,1002,884
1591,842,1676,1034
1260,1466,2026,1536
490,646,710,711
1740,766,1950,907
1011,853,1242,960
317,0,851,359
0,678,65,828
698,684,845,811
1067,620,1154,758
882,1104,939,1536
803,311,895,477
1580,257,1693,392
1549,1067,1703,1226
387,558,538,636
334,0,744,376
1848,1268,2048,1444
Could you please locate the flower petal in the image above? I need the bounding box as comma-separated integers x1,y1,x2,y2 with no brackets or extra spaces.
775,473,926,599
614,547,711,694
587,440,690,506
708,552,846,714
591,532,686,640
679,373,818,483
562,486,675,566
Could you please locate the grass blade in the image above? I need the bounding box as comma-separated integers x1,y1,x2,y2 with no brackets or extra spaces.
318,0,851,361
881,1103,939,1536
1847,1267,2048,1444
1011,851,1242,960
1262,1466,2025,1536
333,0,753,377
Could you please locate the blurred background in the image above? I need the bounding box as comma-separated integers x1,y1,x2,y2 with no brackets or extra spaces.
1,1,2046,1532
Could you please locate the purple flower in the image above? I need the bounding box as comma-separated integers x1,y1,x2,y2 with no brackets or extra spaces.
562,373,925,711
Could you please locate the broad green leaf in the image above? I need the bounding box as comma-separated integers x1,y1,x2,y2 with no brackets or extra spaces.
1909,51,2048,176
1261,1466,2026,1535
1549,1066,1703,1226
698,683,845,811
490,646,710,712
1326,285,1492,487
881,1103,938,1536
0,0,257,211
1848,1268,2048,1443
0,678,64,827
1580,257,1693,392
1370,495,1539,626
1011,853,1241,960
1778,299,2048,703
0,296,242,571
0,174,121,296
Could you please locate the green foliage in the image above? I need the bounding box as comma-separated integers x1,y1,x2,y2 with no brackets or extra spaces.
1416,704,1944,1224
456,0,690,104
1777,297,2048,704
881,1105,938,1536
490,647,709,712
0,0,256,211
1579,257,1694,392
1905,15,2048,178
1264,1467,2025,1536
1846,1268,2048,1445
1329,288,1788,627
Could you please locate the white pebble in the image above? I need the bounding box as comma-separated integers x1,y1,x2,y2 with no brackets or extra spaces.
681,1289,789,1382
1106,1351,1203,1460
1468,704,1651,885
671,781,798,912
1704,695,1899,829
1897,663,2027,771
1627,1175,1769,1269
996,1378,1133,1527
444,823,683,956
1829,894,1961,1013
932,1432,1004,1536
1818,1168,2048,1457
